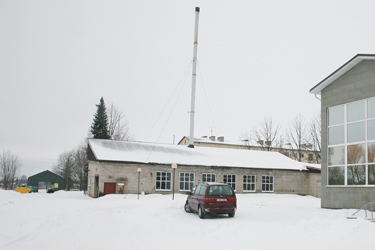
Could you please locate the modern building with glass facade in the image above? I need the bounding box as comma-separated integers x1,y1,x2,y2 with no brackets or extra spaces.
310,54,375,209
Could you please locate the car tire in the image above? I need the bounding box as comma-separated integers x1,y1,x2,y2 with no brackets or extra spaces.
185,202,192,213
228,212,235,217
198,205,205,219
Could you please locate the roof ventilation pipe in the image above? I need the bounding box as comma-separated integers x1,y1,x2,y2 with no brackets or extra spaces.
188,7,200,148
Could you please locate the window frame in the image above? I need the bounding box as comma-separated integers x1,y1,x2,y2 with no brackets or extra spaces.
155,171,172,191
202,173,216,183
223,174,236,191
179,172,195,191
261,175,274,192
243,175,256,192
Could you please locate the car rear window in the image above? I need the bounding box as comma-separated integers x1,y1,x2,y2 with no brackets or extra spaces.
208,185,234,196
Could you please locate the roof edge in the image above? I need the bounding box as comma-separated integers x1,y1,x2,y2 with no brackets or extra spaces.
310,54,375,95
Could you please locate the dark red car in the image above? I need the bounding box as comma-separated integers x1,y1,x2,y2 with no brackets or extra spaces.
184,183,237,218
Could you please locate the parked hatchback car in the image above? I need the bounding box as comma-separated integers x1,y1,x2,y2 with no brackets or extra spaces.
184,182,237,218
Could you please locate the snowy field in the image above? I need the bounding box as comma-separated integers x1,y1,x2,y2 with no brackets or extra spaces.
0,190,373,250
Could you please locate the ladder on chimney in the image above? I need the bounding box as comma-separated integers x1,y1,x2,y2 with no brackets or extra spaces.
347,202,375,221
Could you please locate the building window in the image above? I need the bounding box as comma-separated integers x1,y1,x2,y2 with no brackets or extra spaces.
300,153,305,158
292,152,298,159
262,176,274,192
243,175,256,192
308,154,314,161
202,173,216,182
223,174,236,191
327,97,375,186
179,173,194,191
156,171,171,191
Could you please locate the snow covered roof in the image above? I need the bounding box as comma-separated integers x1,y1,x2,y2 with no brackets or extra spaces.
309,54,375,95
179,135,245,146
88,139,308,171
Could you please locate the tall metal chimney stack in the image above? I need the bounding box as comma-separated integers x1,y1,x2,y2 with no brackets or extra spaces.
188,7,200,148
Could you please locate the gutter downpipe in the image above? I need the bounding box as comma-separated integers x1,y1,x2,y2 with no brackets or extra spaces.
314,94,321,101
188,7,200,148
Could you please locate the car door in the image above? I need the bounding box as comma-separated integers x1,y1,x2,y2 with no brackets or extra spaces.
189,185,201,212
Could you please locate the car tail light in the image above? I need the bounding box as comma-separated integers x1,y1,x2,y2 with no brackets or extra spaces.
228,198,236,202
204,198,215,203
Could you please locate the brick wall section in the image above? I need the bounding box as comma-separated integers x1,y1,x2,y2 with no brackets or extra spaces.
321,60,375,209
87,161,319,197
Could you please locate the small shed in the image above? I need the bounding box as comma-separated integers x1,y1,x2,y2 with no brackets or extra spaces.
28,170,64,191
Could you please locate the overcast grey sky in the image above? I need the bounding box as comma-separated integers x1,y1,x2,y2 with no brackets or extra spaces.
1,0,375,177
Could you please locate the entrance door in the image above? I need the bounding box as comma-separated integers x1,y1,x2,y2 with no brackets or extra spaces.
94,176,99,198
104,182,116,195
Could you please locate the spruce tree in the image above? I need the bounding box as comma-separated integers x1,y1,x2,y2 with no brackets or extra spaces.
91,97,110,139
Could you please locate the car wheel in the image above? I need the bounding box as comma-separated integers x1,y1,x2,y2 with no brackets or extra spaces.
184,202,192,213
198,206,205,219
228,212,235,217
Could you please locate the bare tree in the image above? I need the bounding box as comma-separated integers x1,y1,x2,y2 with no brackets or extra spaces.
72,145,87,191
0,150,22,190
241,116,281,151
240,131,254,149
286,114,309,162
53,150,75,190
309,112,321,163
107,103,133,141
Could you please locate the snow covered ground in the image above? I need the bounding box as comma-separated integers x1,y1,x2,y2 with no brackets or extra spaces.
0,190,373,250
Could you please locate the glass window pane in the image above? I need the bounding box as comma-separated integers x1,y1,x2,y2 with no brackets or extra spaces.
347,144,366,164
347,100,365,122
347,165,366,185
368,120,375,140
328,146,345,165
329,105,345,126
369,142,375,163
328,166,345,185
199,186,206,195
194,185,201,195
368,165,375,185
368,97,375,119
347,122,365,143
328,125,344,145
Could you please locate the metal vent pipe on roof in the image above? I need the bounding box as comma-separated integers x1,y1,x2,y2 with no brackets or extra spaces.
188,7,200,148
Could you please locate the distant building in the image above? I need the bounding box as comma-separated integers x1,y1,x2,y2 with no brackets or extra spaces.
178,136,321,164
86,139,321,198
310,54,375,209
28,170,64,191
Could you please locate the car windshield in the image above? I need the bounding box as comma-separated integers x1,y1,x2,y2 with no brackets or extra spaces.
208,185,234,196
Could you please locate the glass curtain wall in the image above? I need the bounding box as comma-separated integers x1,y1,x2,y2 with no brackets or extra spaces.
327,97,375,186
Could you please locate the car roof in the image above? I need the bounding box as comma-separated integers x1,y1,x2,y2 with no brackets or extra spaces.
199,182,229,186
